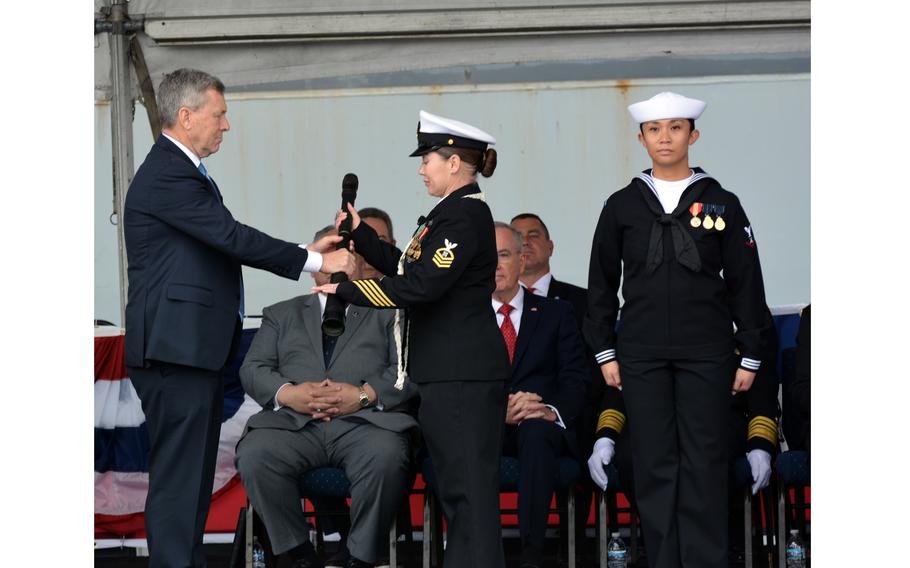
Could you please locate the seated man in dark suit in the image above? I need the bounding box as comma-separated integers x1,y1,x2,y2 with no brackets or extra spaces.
511,212,604,562
236,226,419,568
493,222,590,568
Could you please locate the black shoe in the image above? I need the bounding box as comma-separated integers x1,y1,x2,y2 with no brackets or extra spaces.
519,543,543,568
291,556,324,568
290,540,324,568
343,555,373,568
324,546,349,568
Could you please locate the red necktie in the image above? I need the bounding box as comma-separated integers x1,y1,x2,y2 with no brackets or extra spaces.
498,304,517,363
527,286,537,295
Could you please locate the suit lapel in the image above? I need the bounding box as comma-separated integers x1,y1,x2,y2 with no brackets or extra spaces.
512,289,540,370
547,278,562,301
302,295,325,371
328,304,367,368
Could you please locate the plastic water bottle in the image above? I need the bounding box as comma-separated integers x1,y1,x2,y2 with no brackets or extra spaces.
607,531,628,567
252,536,266,568
785,529,806,568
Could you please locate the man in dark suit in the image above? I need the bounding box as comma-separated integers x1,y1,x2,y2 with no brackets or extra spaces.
123,68,354,568
493,222,589,568
510,213,587,317
236,226,418,568
511,213,601,560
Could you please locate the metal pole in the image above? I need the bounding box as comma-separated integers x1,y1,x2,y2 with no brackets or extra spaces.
109,0,134,326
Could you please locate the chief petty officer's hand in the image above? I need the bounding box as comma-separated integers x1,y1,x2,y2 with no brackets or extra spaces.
335,202,361,231
601,361,622,390
731,368,756,394
307,233,357,276
276,379,343,421
587,438,616,490
506,391,557,425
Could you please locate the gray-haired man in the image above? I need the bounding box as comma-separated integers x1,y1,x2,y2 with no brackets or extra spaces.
124,68,354,567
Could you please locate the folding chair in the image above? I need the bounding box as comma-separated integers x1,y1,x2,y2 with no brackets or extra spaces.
421,456,580,568
232,467,410,568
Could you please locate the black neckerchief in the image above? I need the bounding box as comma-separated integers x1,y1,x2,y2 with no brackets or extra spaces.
634,168,713,274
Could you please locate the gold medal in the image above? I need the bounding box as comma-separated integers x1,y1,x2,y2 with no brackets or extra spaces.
703,215,714,230
688,202,703,229
713,205,727,231
405,239,421,262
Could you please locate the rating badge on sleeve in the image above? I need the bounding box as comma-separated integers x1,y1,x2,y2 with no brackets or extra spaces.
432,239,458,268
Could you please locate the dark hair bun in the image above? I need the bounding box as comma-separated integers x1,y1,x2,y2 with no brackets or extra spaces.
480,148,497,177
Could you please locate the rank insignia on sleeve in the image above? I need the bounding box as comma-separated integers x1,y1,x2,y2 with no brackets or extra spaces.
744,226,756,248
432,239,458,268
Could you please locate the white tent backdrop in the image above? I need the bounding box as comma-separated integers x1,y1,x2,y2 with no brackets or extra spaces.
94,0,810,324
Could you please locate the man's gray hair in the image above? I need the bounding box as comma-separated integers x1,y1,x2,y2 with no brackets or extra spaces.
313,224,337,242
157,68,226,128
493,221,522,252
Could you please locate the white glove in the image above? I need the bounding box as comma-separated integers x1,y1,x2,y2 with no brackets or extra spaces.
746,449,772,495
587,438,616,490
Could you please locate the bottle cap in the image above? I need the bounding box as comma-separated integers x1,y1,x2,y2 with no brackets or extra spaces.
790,529,799,535
611,531,620,537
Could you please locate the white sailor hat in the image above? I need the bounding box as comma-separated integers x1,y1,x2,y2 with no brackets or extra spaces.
409,110,496,157
627,92,706,124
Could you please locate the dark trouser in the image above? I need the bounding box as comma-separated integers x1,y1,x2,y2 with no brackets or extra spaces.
620,353,736,568
503,419,567,553
236,420,411,562
418,380,506,568
129,362,224,568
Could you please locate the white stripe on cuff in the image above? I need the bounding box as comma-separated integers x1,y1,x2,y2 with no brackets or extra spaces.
596,349,616,363
740,358,761,371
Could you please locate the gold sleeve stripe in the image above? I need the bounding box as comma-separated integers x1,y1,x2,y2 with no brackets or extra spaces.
362,279,396,307
749,416,777,430
596,409,626,433
352,280,382,307
748,416,779,444
353,280,389,307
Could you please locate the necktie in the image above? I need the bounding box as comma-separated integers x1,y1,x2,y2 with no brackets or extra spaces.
322,332,338,369
199,162,244,319
527,286,537,295
198,162,224,203
498,304,517,363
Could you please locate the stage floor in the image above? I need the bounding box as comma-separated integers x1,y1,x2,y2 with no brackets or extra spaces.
94,530,802,568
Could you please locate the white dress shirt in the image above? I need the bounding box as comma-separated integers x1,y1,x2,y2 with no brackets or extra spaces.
521,272,552,297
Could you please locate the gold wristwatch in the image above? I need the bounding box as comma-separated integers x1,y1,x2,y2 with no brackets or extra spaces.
358,385,371,408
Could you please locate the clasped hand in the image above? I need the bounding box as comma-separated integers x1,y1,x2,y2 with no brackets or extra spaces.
505,391,556,425
277,379,364,421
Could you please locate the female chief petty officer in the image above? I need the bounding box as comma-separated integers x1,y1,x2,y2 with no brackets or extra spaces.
315,110,511,568
583,92,770,568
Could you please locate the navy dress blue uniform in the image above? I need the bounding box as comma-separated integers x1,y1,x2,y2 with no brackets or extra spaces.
124,134,311,568
585,167,770,568
336,181,511,567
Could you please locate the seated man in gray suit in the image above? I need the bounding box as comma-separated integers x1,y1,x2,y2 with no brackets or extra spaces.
236,225,419,568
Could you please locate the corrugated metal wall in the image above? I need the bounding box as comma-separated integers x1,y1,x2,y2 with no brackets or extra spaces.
94,73,808,324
